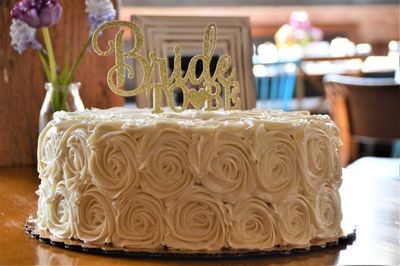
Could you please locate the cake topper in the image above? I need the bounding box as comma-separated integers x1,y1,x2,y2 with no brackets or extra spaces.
92,21,241,113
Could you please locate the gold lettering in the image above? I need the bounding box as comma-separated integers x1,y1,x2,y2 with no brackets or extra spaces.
92,21,241,113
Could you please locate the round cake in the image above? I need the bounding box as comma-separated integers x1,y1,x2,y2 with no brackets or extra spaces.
36,108,343,251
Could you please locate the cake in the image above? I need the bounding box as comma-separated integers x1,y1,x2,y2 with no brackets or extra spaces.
36,107,343,251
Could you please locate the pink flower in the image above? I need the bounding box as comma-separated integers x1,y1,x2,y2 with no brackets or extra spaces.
290,11,311,30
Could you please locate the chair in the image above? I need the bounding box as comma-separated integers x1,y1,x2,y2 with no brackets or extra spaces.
323,74,400,165
253,60,300,111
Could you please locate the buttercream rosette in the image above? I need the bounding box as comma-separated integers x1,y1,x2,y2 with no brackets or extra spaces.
36,178,55,229
114,190,166,249
88,122,141,199
313,183,342,238
37,123,64,181
138,126,194,199
227,197,279,249
276,194,314,245
75,184,115,243
254,124,304,202
60,123,91,190
46,181,76,239
314,120,342,188
189,129,256,203
303,126,334,194
165,186,227,250
331,138,343,188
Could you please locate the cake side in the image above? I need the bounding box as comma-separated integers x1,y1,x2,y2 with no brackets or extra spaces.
36,108,342,251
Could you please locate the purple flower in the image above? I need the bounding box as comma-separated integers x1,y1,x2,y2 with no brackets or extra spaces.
10,19,42,54
11,0,62,29
86,0,116,35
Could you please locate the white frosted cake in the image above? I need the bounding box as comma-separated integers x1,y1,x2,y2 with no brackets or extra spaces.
36,108,343,251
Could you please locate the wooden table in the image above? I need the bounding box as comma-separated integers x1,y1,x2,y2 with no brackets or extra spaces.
0,157,399,265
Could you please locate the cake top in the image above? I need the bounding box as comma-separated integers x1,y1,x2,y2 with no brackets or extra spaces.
52,108,338,133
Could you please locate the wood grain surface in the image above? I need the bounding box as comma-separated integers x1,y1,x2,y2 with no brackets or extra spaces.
0,157,398,265
0,0,124,167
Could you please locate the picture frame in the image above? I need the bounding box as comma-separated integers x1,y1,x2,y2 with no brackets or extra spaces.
130,15,256,110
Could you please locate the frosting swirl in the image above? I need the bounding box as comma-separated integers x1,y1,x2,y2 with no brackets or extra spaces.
75,184,115,243
254,125,301,202
36,196,47,230
304,127,333,193
165,187,227,250
314,183,342,238
190,130,256,202
36,179,55,229
46,181,75,239
138,126,193,199
115,191,165,248
37,125,63,181
88,122,140,199
228,197,278,249
331,143,342,188
276,194,313,245
61,124,90,190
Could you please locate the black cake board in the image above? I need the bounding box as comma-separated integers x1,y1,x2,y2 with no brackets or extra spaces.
25,216,356,259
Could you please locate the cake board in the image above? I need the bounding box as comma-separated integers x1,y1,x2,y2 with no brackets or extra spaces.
25,216,356,259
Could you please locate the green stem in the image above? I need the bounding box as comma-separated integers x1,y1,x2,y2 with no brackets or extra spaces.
61,88,69,111
50,86,69,112
37,50,51,82
63,37,91,85
41,27,57,84
51,87,60,112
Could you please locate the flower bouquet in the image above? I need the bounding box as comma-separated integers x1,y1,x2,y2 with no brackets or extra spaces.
274,11,323,48
10,0,116,117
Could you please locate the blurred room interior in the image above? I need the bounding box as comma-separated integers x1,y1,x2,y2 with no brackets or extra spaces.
120,0,400,165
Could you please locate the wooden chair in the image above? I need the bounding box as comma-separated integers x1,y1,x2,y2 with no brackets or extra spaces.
323,74,400,165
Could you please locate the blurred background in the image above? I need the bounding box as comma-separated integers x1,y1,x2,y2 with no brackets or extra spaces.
120,0,399,110
120,0,400,165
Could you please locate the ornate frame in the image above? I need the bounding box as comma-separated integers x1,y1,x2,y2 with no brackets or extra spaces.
131,15,256,110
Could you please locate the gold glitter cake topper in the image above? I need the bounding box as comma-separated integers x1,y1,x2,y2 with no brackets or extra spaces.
92,20,241,113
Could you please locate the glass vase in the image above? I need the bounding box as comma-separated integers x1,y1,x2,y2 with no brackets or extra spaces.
39,82,84,132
